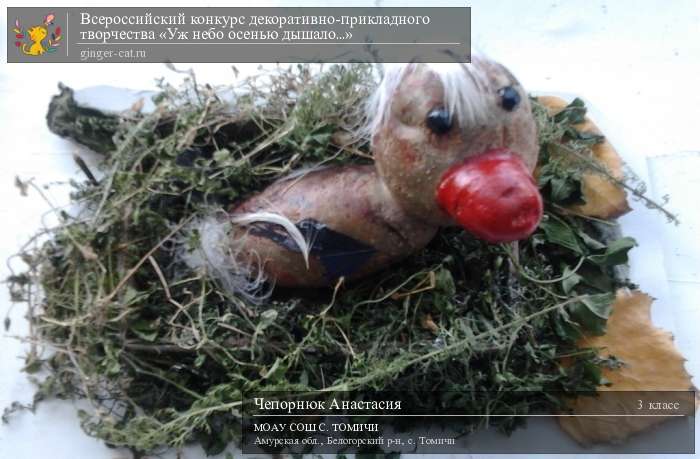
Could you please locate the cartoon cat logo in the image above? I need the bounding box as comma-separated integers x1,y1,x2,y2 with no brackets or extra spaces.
14,14,62,56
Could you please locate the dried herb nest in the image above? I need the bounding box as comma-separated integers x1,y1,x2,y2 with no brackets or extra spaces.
5,64,650,455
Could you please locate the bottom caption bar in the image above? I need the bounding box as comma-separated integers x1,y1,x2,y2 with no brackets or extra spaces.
240,391,696,454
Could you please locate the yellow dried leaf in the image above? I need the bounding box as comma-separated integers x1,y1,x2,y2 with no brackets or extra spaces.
559,289,696,445
421,314,439,334
537,96,631,219
130,97,145,113
77,243,98,261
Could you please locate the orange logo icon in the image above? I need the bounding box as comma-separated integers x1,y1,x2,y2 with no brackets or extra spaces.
14,13,62,56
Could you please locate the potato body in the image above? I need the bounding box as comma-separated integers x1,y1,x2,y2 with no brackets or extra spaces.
233,165,436,287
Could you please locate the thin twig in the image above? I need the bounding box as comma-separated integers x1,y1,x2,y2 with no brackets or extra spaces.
103,216,193,309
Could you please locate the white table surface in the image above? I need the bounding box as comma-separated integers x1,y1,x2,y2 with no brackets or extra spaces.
1,1,699,458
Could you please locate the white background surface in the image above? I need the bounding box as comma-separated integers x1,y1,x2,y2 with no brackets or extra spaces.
1,0,699,458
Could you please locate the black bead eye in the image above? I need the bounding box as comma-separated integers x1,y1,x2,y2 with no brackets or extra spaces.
426,108,452,135
498,86,521,111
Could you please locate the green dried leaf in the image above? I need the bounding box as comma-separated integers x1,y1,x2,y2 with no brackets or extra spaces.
540,216,585,255
588,237,637,266
538,160,585,205
561,265,583,294
553,97,587,125
579,231,607,251
569,293,615,336
213,148,231,164
131,319,160,342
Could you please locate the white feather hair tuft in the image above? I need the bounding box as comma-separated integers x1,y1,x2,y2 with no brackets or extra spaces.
363,56,492,141
178,211,311,302
230,212,311,268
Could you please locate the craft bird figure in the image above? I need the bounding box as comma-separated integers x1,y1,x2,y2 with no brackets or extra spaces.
187,56,544,294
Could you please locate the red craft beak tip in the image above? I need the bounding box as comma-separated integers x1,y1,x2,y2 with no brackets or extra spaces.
436,148,544,243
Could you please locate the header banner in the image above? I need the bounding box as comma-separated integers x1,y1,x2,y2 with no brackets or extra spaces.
7,7,471,63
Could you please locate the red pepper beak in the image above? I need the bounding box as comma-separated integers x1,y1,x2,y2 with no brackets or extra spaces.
436,148,543,243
